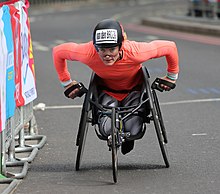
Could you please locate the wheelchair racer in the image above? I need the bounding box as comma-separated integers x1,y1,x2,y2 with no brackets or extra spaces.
53,19,179,155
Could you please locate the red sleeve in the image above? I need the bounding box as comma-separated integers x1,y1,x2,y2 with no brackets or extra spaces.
52,41,94,82
150,40,179,74
130,40,179,74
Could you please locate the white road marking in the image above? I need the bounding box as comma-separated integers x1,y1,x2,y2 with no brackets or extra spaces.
145,35,158,41
33,98,220,111
44,105,82,109
32,41,50,51
33,103,82,111
160,98,220,106
192,133,207,136
54,40,66,44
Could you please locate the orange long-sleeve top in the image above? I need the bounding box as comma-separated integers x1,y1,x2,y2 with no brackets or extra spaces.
53,39,179,101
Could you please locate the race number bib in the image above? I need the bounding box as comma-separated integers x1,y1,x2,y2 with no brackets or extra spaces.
95,29,118,44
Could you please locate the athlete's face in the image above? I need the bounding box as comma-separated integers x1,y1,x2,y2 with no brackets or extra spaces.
97,46,120,66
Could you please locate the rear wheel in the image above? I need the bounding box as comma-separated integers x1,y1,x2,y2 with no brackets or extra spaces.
142,66,169,167
75,92,91,171
111,108,118,183
152,90,168,143
151,92,169,168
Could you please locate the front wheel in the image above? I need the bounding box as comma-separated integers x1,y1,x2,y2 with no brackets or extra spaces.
111,108,118,183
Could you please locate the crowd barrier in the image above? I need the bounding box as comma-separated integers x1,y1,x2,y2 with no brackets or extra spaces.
0,0,47,191
188,0,220,19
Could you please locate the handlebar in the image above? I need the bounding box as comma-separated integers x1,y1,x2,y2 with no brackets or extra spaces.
64,82,88,98
151,77,176,92
64,77,176,98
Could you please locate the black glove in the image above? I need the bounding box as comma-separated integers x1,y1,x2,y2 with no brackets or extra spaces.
64,82,88,98
151,78,176,92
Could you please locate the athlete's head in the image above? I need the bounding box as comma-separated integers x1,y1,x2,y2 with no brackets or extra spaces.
93,19,124,66
93,19,124,50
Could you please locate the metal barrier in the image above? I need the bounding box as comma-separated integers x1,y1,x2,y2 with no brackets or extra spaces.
1,102,47,179
0,0,47,188
188,0,220,19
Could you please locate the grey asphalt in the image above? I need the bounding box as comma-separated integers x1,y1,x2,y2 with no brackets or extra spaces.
24,0,220,37
1,0,220,193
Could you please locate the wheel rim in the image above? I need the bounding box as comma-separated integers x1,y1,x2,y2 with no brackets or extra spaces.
152,90,168,143
152,108,169,168
111,108,118,183
75,109,90,171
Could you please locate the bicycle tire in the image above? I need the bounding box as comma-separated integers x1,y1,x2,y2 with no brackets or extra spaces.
111,108,118,183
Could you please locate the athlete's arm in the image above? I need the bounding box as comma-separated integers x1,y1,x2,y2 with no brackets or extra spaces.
131,40,179,78
151,40,179,80
52,41,94,87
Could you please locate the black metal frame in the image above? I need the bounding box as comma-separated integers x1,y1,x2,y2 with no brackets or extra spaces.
75,66,170,183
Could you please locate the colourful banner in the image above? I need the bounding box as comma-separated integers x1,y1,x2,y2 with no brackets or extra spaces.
0,0,37,131
1,5,16,120
10,4,24,106
26,2,36,91
18,0,37,105
0,8,7,132
0,0,20,7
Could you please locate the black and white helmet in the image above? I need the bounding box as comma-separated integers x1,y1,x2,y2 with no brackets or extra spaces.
93,19,124,49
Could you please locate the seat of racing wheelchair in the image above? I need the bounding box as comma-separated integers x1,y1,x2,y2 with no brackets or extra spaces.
88,71,151,143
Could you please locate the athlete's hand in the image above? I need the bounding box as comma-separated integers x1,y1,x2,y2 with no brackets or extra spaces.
64,81,80,99
160,76,176,91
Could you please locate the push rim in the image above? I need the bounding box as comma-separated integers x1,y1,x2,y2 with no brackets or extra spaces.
111,108,118,183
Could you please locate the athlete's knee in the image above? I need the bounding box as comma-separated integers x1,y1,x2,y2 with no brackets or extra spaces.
98,92,118,137
124,116,144,137
98,115,111,137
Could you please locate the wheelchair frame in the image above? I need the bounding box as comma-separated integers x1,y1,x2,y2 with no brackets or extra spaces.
75,66,170,183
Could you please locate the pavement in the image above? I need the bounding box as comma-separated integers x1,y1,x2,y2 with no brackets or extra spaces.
141,12,220,37
137,0,220,37
0,177,20,194
0,0,219,194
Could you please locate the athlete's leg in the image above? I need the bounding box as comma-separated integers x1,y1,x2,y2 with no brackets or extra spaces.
98,92,118,137
122,91,144,137
121,91,144,155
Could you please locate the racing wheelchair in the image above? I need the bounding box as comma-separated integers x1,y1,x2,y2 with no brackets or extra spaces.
72,66,175,183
